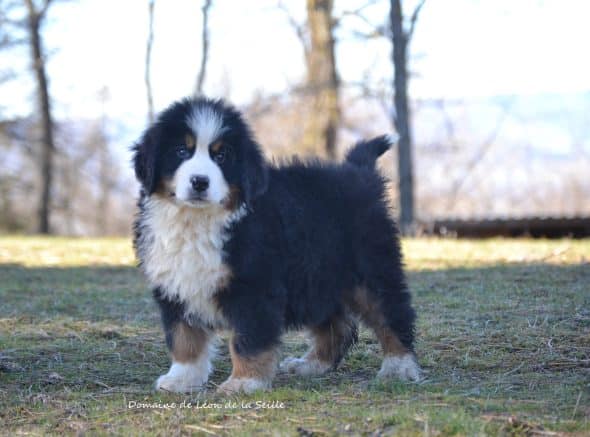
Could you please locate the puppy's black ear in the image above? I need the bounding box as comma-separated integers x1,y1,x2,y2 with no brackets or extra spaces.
241,137,268,208
132,125,160,195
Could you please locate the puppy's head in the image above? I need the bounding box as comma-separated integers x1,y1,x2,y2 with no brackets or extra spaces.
133,98,267,210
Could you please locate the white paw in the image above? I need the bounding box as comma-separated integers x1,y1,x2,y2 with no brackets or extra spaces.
217,377,270,395
377,354,422,382
155,361,210,393
280,356,331,376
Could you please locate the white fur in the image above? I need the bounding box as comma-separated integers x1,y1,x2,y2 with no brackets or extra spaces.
385,132,400,145
279,356,331,376
156,357,211,393
217,377,271,394
377,354,422,381
172,106,229,205
174,148,229,204
140,197,245,327
186,106,226,149
279,331,333,376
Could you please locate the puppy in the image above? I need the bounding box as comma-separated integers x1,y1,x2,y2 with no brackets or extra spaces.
132,97,421,394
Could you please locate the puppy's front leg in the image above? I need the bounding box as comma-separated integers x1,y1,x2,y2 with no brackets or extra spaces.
217,339,277,395
153,289,214,393
155,321,214,393
215,279,282,394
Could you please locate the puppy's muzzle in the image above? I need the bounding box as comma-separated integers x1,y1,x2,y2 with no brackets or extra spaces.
190,175,209,194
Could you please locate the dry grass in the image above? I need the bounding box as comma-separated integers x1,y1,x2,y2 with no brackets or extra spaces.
0,236,589,436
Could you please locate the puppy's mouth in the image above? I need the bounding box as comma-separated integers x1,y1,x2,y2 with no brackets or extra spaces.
187,194,208,203
169,191,214,207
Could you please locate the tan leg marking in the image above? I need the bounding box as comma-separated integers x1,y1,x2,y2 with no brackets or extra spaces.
171,322,208,362
349,287,408,356
349,287,421,381
281,314,357,376
229,342,278,379
156,322,213,393
217,341,278,394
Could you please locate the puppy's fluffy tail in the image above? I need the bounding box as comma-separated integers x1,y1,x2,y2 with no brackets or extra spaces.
345,135,395,169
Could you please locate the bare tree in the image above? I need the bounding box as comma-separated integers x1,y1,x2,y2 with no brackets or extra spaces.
0,1,24,89
278,0,310,65
445,99,513,211
24,0,55,234
390,0,425,235
303,0,340,159
95,87,112,234
195,0,212,96
145,0,155,123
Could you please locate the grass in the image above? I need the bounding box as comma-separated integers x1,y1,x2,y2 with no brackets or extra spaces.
0,236,588,436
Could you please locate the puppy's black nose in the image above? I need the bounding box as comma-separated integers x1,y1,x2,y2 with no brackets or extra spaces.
190,175,209,193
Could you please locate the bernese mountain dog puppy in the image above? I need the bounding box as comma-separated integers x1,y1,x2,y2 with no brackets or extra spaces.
132,97,421,394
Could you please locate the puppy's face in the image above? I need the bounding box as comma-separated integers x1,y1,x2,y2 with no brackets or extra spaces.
133,98,268,210
166,106,230,206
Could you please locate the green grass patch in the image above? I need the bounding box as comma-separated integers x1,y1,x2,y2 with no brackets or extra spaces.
1,236,589,435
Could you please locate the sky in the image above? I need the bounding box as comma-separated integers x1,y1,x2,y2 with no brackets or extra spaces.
1,0,590,146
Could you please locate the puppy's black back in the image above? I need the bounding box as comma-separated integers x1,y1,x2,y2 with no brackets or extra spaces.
222,155,413,350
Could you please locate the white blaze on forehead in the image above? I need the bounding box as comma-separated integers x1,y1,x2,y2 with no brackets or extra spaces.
186,106,226,149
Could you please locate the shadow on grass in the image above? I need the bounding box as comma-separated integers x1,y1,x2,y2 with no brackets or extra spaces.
0,263,148,322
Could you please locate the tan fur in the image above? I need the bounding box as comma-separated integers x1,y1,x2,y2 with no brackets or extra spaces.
307,314,357,366
185,133,196,150
210,141,223,153
228,341,277,380
156,177,174,196
171,322,208,363
348,287,408,356
223,185,241,211
280,314,357,376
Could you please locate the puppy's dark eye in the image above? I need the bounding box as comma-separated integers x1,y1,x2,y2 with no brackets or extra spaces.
176,146,190,159
211,144,226,164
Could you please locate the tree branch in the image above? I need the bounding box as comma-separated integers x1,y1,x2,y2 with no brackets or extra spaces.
277,0,309,66
38,0,53,20
195,0,212,96
406,0,426,41
145,0,155,123
445,99,514,209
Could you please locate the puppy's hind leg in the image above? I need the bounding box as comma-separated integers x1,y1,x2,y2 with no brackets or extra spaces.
350,286,421,382
280,313,358,376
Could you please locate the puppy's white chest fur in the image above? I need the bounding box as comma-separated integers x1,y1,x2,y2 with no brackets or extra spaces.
140,197,241,327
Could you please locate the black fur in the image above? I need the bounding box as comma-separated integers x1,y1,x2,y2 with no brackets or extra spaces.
217,159,415,354
133,97,416,367
132,97,267,205
153,287,185,350
345,135,393,169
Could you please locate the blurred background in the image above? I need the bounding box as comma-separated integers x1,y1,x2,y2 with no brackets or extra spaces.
0,0,589,237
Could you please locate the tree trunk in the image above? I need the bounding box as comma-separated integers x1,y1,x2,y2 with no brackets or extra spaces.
25,0,54,234
303,0,339,159
146,0,155,123
96,134,109,235
195,0,212,96
390,0,414,235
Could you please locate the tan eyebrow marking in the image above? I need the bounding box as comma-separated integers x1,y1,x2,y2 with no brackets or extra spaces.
211,141,223,153
185,133,196,150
